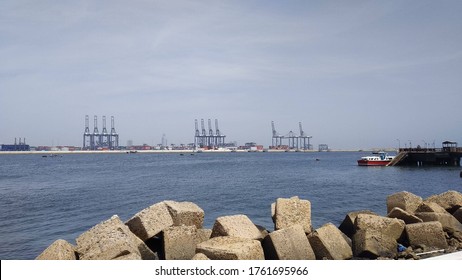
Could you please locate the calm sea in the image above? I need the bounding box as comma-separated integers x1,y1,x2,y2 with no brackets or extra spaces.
0,151,461,259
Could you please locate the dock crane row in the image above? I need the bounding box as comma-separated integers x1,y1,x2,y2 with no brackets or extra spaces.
194,119,226,149
271,121,312,150
83,115,119,150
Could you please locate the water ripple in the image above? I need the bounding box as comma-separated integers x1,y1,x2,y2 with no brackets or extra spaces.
0,152,461,259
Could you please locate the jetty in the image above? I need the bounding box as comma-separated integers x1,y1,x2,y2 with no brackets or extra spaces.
387,141,462,166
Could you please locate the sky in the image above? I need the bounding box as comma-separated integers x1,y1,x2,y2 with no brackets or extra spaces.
1,0,461,150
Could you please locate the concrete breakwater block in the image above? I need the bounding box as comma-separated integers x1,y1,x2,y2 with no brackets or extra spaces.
125,202,174,241
338,210,378,238
197,228,213,242
405,221,448,250
355,214,405,241
415,212,462,233
196,236,265,260
387,191,423,214
425,190,462,214
387,207,423,224
35,239,77,260
164,200,204,228
353,229,397,259
75,215,157,260
416,201,448,214
263,224,315,260
163,226,211,260
351,214,405,259
211,214,263,240
308,223,353,260
274,196,312,234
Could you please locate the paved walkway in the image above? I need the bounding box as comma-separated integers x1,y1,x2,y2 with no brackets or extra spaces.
424,251,462,260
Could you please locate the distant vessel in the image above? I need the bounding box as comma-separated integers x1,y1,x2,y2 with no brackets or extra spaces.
357,151,395,166
42,154,59,158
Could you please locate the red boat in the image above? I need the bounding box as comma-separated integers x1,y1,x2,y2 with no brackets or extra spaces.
357,152,395,166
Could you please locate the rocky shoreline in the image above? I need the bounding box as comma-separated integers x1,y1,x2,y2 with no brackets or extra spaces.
36,190,462,260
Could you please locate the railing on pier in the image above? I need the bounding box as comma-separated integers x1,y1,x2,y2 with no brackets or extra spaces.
398,147,462,153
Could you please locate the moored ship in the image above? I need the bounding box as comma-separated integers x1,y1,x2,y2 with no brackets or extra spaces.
357,151,395,166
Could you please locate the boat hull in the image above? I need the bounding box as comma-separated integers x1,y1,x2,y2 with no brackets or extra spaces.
357,160,390,166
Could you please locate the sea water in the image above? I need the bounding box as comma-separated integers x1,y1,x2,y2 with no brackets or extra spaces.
0,152,461,259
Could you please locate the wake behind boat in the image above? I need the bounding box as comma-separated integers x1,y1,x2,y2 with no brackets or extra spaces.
357,151,395,166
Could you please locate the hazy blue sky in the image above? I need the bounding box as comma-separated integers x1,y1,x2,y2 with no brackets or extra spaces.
1,0,461,149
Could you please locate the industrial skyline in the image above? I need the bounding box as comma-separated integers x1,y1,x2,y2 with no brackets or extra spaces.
77,116,315,150
3,116,320,150
0,113,458,151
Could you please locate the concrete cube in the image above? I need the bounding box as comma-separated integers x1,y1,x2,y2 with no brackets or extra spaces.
274,196,312,234
387,191,423,214
36,239,77,260
352,229,397,259
338,210,378,238
211,214,263,240
416,201,448,214
415,212,462,233
308,223,353,260
196,236,265,260
405,221,448,250
163,226,198,260
263,224,315,260
76,215,157,260
125,202,174,241
355,214,405,241
387,207,423,224
196,228,212,243
164,200,204,228
425,190,462,213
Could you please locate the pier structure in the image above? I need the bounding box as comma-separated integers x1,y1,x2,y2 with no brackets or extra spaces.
271,121,313,150
194,119,226,149
387,141,462,166
83,115,119,150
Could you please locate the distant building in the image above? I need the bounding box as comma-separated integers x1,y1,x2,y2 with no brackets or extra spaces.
318,144,329,152
1,138,30,151
36,146,81,151
1,144,30,151
269,145,289,150
239,142,264,151
128,144,152,150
